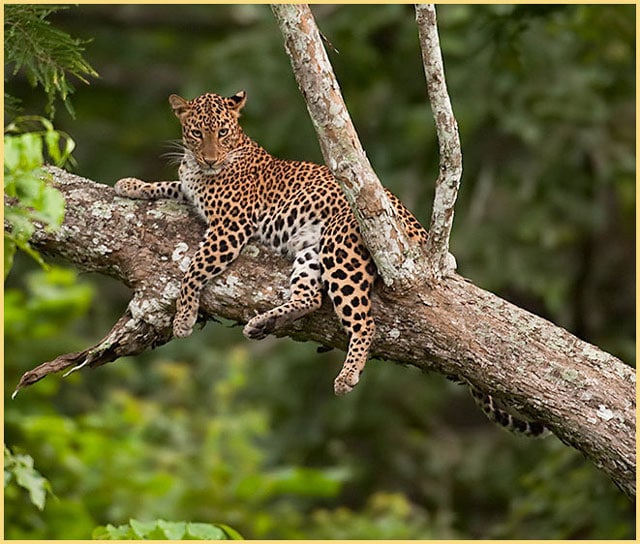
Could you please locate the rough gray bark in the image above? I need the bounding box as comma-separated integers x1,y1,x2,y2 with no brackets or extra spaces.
9,166,635,498
272,4,463,286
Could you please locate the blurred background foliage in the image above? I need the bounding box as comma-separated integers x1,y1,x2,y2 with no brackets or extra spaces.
4,4,635,539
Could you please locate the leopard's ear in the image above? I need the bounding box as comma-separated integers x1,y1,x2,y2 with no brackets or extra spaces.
226,90,247,113
169,94,191,120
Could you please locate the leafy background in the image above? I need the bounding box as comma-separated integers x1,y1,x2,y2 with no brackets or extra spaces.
4,4,635,539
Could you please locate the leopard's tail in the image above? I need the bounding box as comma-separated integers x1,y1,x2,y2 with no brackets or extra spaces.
446,375,549,438
467,384,549,438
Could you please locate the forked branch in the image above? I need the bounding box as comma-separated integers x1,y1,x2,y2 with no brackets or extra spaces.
272,4,463,283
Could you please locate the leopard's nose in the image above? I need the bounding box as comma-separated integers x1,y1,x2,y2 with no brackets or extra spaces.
201,155,220,168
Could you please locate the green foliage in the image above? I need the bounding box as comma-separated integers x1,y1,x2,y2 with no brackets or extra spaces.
4,117,74,275
294,492,458,539
4,266,94,346
4,446,52,511
5,345,353,538
4,4,98,117
490,440,635,539
4,264,96,537
93,519,242,540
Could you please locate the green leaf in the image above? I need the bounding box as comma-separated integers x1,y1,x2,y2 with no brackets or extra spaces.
217,524,244,540
4,206,36,243
4,446,51,511
157,520,188,540
4,135,22,174
91,524,132,540
129,518,159,539
4,117,70,274
4,236,17,279
185,522,228,540
91,519,236,540
44,128,62,164
14,464,48,510
36,184,66,228
17,132,44,171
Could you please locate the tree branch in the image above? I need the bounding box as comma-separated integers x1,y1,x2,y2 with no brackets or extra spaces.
7,166,635,498
415,4,463,278
271,3,430,288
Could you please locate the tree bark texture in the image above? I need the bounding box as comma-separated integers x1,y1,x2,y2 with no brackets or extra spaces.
8,166,635,498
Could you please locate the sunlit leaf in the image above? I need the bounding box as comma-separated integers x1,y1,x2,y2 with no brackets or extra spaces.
4,446,51,511
129,518,158,539
91,519,235,540
217,524,244,540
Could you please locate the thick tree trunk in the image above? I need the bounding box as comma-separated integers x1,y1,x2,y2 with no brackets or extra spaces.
8,166,635,498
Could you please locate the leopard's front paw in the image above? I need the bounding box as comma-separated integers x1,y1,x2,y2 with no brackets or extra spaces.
334,369,360,396
114,177,146,198
173,307,197,338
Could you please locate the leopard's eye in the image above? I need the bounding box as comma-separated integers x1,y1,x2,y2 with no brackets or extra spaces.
191,129,203,139
218,128,229,138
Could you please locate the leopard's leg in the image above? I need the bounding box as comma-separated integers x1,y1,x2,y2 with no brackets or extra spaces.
174,224,246,338
243,247,323,340
320,222,377,396
114,178,184,201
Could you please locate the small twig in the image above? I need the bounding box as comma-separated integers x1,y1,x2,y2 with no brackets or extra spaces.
319,30,339,54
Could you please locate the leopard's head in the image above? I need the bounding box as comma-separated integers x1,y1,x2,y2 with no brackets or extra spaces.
169,91,247,173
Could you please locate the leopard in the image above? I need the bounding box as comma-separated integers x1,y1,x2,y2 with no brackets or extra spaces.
114,90,547,436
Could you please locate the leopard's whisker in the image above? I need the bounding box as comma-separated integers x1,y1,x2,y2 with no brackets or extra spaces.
161,140,189,166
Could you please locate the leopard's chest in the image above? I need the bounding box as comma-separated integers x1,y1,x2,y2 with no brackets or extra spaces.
178,160,250,222
178,163,210,220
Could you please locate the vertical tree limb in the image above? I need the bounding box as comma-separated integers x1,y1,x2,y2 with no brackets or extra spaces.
271,3,430,289
273,4,464,284
415,4,463,279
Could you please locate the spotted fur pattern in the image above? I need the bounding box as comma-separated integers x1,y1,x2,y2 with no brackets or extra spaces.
114,91,547,434
468,385,548,437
